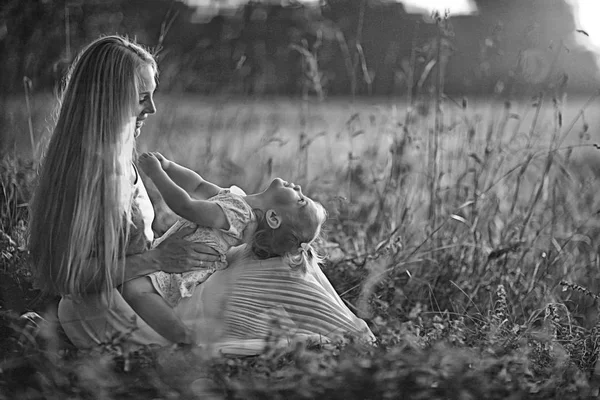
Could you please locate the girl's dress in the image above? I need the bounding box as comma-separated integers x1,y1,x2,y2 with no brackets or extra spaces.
148,190,255,306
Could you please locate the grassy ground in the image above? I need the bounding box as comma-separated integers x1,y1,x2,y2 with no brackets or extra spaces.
2,92,600,398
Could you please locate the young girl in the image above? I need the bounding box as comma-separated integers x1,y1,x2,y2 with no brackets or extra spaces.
121,152,327,344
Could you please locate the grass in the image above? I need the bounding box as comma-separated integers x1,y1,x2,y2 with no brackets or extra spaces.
3,91,600,398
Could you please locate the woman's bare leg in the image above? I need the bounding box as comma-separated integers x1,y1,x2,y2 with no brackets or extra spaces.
121,277,191,344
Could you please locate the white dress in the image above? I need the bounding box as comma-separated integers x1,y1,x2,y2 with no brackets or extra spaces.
148,191,255,306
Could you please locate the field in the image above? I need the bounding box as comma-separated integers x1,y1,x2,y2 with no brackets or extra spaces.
3,91,600,398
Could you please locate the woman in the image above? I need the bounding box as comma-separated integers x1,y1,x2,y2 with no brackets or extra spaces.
28,35,374,353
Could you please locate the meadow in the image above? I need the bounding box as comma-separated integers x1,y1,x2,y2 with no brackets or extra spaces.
2,90,600,399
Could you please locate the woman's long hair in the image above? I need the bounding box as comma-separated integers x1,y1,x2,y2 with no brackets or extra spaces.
28,36,157,298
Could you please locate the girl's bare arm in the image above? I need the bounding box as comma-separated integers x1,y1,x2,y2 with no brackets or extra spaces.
154,153,222,199
145,163,228,229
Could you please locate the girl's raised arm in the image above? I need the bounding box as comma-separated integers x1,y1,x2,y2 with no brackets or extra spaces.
153,153,222,200
140,155,228,229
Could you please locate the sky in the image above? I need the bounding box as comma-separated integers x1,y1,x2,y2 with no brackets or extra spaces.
185,0,478,15
185,0,600,58
396,0,477,15
566,0,600,54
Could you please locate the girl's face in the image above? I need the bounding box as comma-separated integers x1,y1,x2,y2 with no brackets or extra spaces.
263,178,320,221
134,63,157,138
264,178,304,206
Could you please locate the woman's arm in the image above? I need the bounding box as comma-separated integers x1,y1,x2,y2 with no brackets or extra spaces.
73,227,221,293
119,250,161,284
70,251,163,294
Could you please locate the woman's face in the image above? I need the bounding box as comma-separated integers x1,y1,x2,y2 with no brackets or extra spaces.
134,63,157,138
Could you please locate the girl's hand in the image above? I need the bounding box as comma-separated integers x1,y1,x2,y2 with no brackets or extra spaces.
138,152,162,177
152,152,171,170
151,227,220,273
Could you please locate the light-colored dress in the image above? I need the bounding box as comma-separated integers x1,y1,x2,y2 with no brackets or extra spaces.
185,245,376,354
57,176,375,353
149,191,255,306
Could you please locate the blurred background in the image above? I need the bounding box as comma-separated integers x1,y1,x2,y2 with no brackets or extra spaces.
2,0,600,195
1,0,599,97
5,0,600,357
7,3,600,396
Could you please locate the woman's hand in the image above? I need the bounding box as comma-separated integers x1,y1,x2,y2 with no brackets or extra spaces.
150,226,221,274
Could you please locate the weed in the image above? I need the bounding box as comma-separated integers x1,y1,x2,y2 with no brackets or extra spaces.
3,28,600,400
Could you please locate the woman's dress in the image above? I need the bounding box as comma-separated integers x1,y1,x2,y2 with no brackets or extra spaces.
57,178,374,355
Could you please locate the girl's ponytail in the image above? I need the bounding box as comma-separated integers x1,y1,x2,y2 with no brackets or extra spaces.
284,241,325,272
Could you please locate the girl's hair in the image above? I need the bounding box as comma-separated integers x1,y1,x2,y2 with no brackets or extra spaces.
251,201,328,271
28,36,157,298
